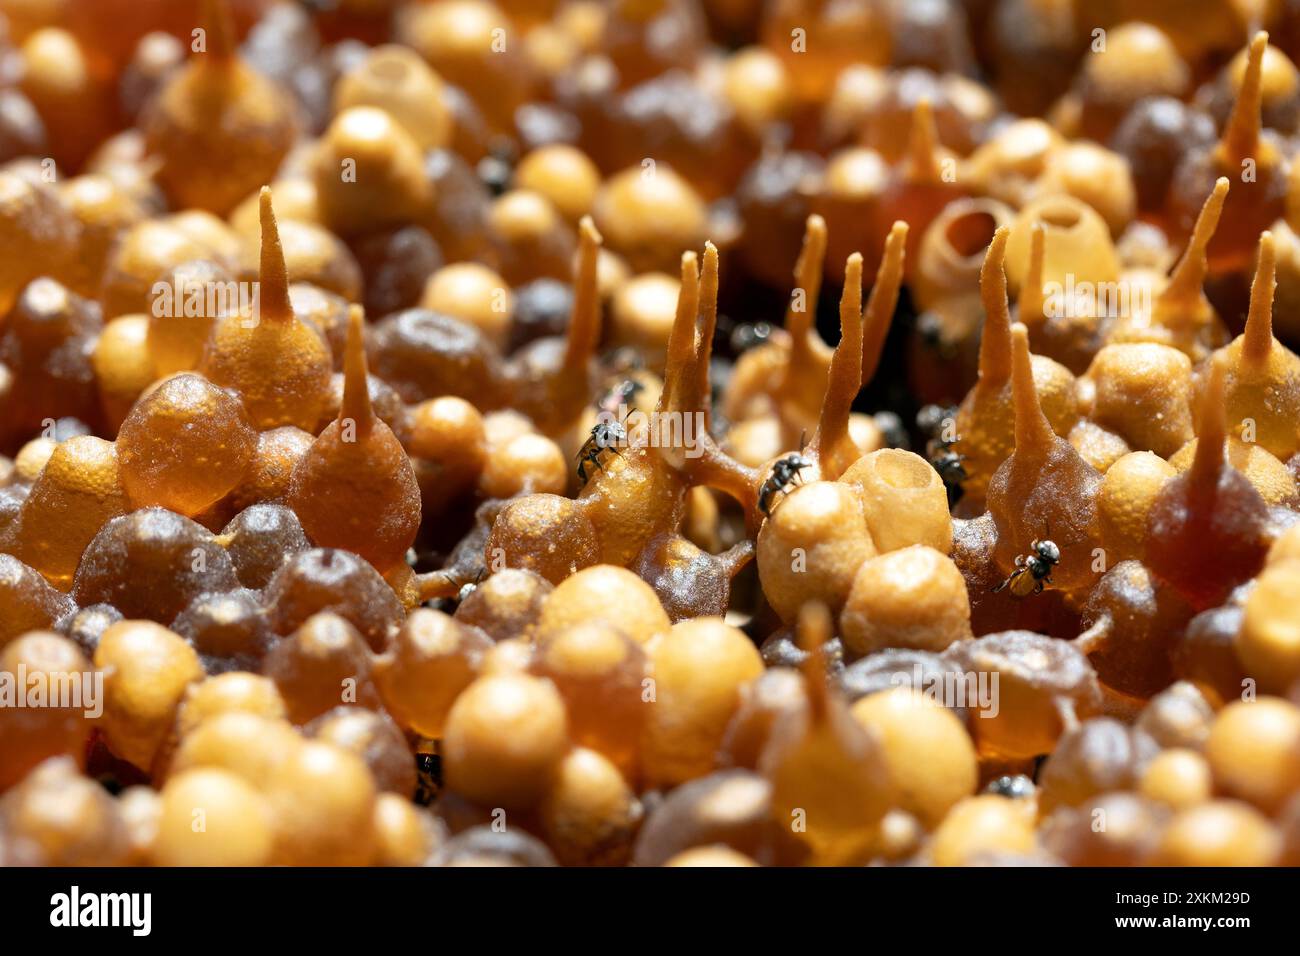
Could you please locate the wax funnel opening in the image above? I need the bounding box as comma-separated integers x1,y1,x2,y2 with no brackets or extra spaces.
946,210,998,261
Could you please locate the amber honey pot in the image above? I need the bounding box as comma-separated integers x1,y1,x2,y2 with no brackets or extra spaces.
2,0,1300,871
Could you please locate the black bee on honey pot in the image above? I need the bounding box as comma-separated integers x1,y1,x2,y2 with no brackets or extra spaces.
758,444,813,516
993,537,1061,597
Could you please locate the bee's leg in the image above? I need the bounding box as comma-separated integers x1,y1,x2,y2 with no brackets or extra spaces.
1033,580,1044,595
991,578,1008,593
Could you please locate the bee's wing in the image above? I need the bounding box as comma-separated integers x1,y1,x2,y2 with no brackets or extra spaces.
1012,570,1038,597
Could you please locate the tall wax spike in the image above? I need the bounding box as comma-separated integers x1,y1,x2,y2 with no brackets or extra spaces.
201,0,237,61
1217,32,1269,166
1009,322,1054,458
340,304,374,438
1018,224,1046,328
812,252,864,476
1158,178,1229,312
692,242,720,417
861,221,908,385
658,251,700,416
562,216,603,372
904,98,943,183
1242,231,1277,365
977,226,1013,385
796,601,832,720
1188,356,1228,498
786,215,828,346
258,187,293,323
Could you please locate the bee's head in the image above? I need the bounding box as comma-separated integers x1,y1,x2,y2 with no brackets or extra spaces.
916,403,945,435
731,321,772,353
918,312,943,348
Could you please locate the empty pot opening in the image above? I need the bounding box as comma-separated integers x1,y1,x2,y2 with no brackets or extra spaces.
946,211,998,259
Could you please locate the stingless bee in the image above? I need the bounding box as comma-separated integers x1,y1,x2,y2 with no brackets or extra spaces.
758,436,812,516
917,403,967,507
413,746,441,806
992,537,1061,597
984,774,1035,799
729,320,773,353
596,378,643,416
599,346,643,377
930,450,968,507
456,567,486,603
576,419,628,483
873,410,910,450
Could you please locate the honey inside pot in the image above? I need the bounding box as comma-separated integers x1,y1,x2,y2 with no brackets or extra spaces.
4,0,1300,875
